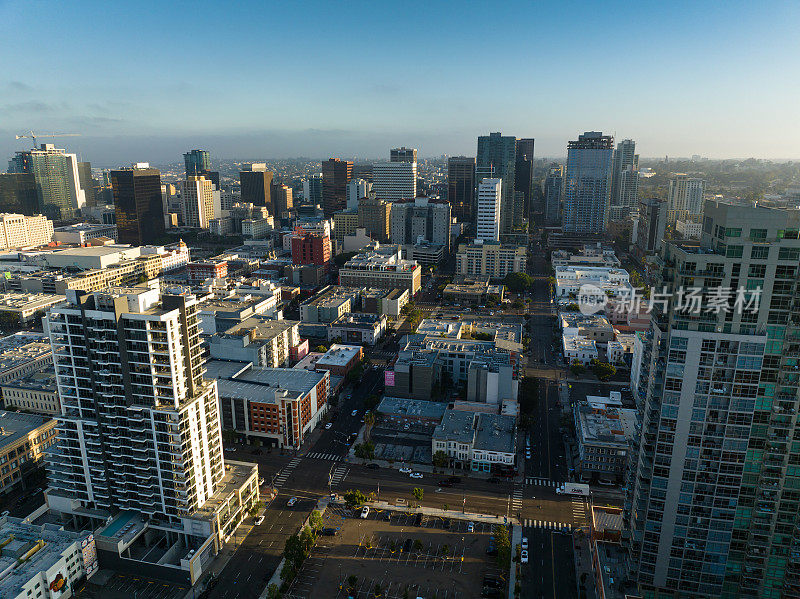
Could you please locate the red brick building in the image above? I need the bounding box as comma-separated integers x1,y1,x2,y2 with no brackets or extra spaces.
291,232,331,268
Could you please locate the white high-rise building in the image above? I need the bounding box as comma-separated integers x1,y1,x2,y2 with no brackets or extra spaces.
476,178,502,242
667,174,705,224
372,162,417,202
182,175,215,228
347,178,371,211
0,213,54,249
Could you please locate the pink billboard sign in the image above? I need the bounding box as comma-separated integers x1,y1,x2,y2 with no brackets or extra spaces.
385,370,395,386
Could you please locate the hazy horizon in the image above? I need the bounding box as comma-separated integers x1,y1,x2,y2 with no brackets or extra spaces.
2,1,799,166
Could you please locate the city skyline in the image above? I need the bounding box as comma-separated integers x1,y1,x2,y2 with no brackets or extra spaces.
2,1,799,164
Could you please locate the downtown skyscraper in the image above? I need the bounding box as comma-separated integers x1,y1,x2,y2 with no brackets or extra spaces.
183,149,211,177
562,131,613,234
9,144,86,221
111,164,166,245
477,132,517,234
447,156,476,223
625,200,800,598
609,139,639,221
322,158,352,216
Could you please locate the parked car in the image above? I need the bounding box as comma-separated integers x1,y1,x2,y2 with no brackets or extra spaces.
254,515,264,526
325,423,333,429
360,506,370,519
322,527,339,537
521,550,529,563
287,497,297,507
351,410,358,417
521,537,528,550
258,477,265,486
467,522,475,533
399,467,412,474
410,472,423,479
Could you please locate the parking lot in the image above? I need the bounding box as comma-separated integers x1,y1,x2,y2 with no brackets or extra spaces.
75,572,186,599
284,504,506,599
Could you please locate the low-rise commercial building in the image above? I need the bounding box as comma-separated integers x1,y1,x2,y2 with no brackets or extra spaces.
198,293,279,334
209,317,303,367
338,248,421,294
361,287,409,317
551,246,621,269
188,259,228,282
0,333,52,385
1,365,59,415
210,361,329,449
560,312,615,343
574,391,636,483
431,409,517,473
563,335,599,365
0,411,57,495
328,313,387,345
443,276,504,305
53,222,118,244
314,344,363,376
455,241,526,280
0,292,65,325
376,397,448,426
554,266,632,299
0,515,98,599
300,286,363,324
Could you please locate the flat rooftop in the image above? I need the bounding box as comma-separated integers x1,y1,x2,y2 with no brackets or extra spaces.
474,413,516,454
0,516,88,598
0,333,52,373
576,405,637,447
316,344,362,368
377,397,448,420
0,291,65,310
330,312,384,328
563,335,598,352
432,409,476,444
221,315,298,337
0,410,54,450
0,364,57,392
206,360,326,402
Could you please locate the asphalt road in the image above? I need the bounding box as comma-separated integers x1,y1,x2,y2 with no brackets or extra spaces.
520,526,577,599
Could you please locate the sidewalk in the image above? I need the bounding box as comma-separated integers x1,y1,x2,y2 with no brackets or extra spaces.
345,454,516,484
359,498,512,525
509,524,521,599
573,529,597,599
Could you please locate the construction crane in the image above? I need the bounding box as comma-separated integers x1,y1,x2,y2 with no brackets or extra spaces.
15,131,81,148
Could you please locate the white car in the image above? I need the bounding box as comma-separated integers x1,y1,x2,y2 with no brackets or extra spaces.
254,515,264,526
467,522,475,533
399,467,412,474
325,423,332,429
259,477,265,486
521,550,529,563
360,506,370,519
351,410,358,417
521,537,528,550
410,472,423,479
287,497,297,507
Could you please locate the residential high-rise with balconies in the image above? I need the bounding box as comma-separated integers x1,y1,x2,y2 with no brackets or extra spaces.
476,179,502,242
45,287,242,522
624,200,800,598
667,174,705,225
544,164,564,225
562,131,613,234
182,175,215,228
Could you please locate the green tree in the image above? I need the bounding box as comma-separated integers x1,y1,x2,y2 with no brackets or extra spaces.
504,272,533,293
309,509,323,532
354,441,375,460
363,393,380,410
280,561,296,583
335,251,358,267
266,583,281,599
221,429,237,444
411,487,424,505
472,331,493,341
299,526,316,553
343,489,367,509
493,523,511,568
315,345,328,353
570,361,586,376
591,361,616,381
432,450,449,468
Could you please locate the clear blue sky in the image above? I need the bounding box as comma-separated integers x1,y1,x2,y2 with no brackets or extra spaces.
1,0,798,165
